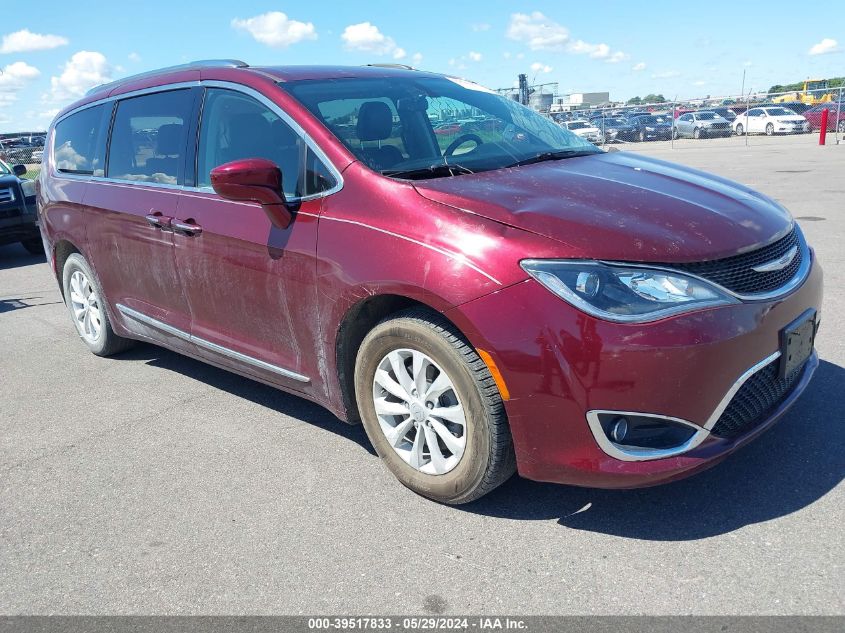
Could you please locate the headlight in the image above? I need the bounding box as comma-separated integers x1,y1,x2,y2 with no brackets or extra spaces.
520,260,738,323
20,179,36,198
645,126,655,131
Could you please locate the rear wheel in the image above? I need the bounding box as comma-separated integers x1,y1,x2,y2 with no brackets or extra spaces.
838,120,845,133
672,127,679,140
354,309,516,504
62,253,134,357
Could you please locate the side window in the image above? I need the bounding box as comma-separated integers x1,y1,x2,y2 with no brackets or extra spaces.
107,89,193,185
680,114,692,122
53,105,107,176
748,109,762,117
198,89,333,198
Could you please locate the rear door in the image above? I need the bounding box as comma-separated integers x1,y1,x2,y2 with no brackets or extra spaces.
173,85,339,392
85,88,200,345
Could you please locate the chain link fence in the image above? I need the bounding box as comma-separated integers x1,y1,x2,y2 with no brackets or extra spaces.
0,133,45,179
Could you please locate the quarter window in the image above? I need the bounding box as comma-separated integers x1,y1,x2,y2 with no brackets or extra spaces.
107,89,194,185
197,88,335,198
53,105,108,176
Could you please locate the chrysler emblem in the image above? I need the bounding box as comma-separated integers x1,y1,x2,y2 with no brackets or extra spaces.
752,245,798,273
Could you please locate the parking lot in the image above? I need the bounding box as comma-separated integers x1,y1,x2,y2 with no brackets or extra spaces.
0,135,842,615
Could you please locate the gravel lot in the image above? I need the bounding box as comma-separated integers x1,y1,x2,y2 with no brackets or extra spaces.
1,135,842,615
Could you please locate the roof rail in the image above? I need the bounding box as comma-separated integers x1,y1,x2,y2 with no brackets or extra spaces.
84,59,249,96
365,63,416,71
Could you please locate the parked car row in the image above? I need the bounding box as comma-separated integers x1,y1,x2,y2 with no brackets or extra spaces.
553,100,845,144
0,135,45,164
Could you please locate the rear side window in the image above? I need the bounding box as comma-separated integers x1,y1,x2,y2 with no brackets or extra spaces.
197,88,335,198
107,90,194,185
53,105,107,176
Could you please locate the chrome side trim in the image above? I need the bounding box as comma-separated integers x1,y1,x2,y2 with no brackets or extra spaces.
586,349,782,461
116,303,310,383
585,411,710,462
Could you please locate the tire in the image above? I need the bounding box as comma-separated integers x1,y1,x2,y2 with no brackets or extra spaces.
61,253,134,357
765,123,774,136
638,130,646,142
354,308,516,504
693,127,701,139
672,128,679,140
20,237,44,255
735,123,744,135
838,120,845,133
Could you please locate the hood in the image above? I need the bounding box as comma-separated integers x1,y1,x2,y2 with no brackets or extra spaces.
413,151,793,263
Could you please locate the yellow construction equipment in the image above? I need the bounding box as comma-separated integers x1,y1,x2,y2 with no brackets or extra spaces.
773,79,835,105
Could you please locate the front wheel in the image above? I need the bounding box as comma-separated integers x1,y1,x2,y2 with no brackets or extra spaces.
838,120,845,133
638,130,646,142
354,309,516,504
693,127,702,139
765,123,774,136
62,253,134,357
735,123,744,135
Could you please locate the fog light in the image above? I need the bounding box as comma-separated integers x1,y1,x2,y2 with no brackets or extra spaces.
610,417,628,443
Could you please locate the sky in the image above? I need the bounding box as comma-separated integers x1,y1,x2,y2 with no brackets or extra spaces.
0,0,842,132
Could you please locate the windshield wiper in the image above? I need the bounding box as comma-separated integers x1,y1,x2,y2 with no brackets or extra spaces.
505,149,597,169
382,162,475,180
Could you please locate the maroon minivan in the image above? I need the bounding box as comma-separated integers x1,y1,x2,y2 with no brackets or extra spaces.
38,61,822,504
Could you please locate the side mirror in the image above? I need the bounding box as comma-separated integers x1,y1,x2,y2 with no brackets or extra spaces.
13,164,26,177
210,158,293,229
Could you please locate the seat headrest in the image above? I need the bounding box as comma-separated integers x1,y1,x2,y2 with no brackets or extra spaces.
156,124,183,156
356,101,393,142
227,113,274,157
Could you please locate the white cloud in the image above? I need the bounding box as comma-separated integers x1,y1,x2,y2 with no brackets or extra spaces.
692,80,707,86
471,23,491,32
411,52,423,64
0,61,40,106
743,60,753,67
507,12,569,51
0,29,68,54
128,52,141,62
49,51,112,102
651,70,681,79
530,62,553,74
231,11,317,48
632,62,647,71
341,22,406,59
507,13,627,62
503,51,512,59
468,51,483,62
808,38,839,55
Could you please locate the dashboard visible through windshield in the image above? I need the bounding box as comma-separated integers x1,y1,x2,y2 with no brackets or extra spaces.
282,75,600,179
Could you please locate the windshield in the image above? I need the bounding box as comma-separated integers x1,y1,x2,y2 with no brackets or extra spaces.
602,118,627,126
283,75,600,178
765,108,794,116
567,121,590,130
696,112,718,120
639,116,668,124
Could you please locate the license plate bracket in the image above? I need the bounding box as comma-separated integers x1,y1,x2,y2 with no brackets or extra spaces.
779,309,816,378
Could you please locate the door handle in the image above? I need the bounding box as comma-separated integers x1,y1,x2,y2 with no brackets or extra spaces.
145,212,173,230
172,219,203,236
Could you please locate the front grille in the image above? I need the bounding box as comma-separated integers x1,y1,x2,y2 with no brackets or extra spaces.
663,227,802,295
0,186,14,203
710,357,806,439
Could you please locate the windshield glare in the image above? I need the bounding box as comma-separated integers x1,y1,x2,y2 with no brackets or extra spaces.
766,108,793,116
696,112,718,120
0,160,10,175
283,76,600,178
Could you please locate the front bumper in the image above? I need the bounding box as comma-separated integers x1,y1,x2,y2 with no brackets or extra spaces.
0,203,39,246
446,254,823,488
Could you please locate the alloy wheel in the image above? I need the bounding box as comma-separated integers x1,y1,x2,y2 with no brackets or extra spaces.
68,270,103,343
372,348,467,475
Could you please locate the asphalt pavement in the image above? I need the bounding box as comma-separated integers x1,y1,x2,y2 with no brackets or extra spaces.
0,135,842,615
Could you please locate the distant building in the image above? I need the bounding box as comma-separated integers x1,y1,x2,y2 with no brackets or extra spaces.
549,92,611,113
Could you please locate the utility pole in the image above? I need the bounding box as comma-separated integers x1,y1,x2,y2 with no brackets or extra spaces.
740,69,746,99
518,74,529,106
